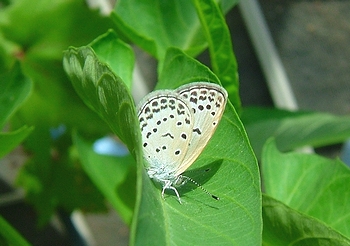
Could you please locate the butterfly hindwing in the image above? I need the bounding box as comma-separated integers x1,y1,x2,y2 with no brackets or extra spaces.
175,82,227,175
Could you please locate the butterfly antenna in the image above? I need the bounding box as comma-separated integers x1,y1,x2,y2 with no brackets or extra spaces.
182,176,219,200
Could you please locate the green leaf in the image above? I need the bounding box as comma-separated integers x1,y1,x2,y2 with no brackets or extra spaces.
90,30,135,90
111,0,238,60
111,0,240,110
0,216,31,246
0,126,33,158
73,132,136,224
192,0,240,112
111,0,205,59
131,48,261,245
0,62,32,128
63,45,141,159
242,107,350,159
262,195,350,246
262,139,350,238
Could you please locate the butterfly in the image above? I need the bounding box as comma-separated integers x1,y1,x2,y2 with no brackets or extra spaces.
137,82,228,203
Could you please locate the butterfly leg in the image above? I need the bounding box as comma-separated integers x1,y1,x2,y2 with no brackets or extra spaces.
162,180,182,204
169,186,182,204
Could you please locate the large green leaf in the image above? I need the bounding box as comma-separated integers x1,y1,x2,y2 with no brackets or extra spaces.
131,48,261,245
262,195,350,245
242,107,350,159
111,0,204,59
111,0,240,111
111,0,239,60
192,0,240,112
262,139,350,239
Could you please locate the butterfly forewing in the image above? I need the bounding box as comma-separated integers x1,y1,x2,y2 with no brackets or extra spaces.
138,91,194,174
175,83,228,175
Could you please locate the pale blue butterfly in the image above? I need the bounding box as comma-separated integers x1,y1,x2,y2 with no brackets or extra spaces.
137,82,228,203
